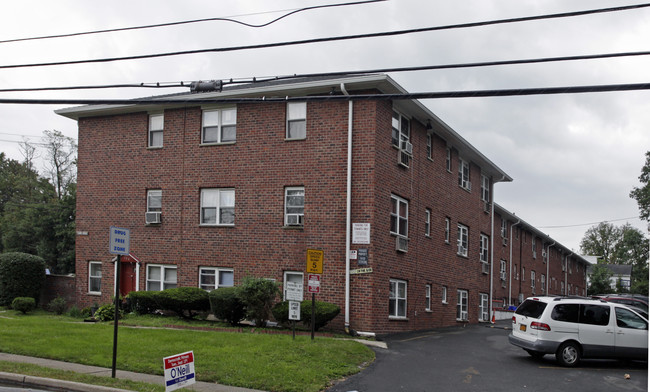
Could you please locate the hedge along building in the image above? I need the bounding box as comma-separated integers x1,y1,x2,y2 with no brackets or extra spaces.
57,73,579,333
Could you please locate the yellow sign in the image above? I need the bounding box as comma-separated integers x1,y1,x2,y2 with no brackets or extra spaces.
306,249,323,274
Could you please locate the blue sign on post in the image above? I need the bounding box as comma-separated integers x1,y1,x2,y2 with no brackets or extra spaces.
109,226,130,255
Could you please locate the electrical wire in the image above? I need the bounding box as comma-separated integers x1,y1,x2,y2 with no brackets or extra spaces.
538,216,642,229
1,3,648,70
0,1,386,44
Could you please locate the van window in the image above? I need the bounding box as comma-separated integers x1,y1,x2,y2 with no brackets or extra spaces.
551,304,579,323
515,300,547,318
615,308,648,330
580,304,610,326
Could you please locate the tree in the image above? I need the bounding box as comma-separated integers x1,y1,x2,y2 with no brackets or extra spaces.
42,130,77,200
615,224,649,294
579,222,622,264
588,264,613,295
630,151,650,223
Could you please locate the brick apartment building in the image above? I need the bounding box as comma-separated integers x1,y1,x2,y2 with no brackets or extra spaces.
57,73,589,334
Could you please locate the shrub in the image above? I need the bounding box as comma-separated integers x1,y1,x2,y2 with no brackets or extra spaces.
94,303,123,321
11,297,36,314
272,300,340,331
0,252,46,306
68,306,84,318
155,287,210,319
128,291,160,315
47,297,67,315
237,277,280,327
209,287,246,326
271,301,291,325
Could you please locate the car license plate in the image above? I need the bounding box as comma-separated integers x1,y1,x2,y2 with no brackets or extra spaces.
520,324,527,332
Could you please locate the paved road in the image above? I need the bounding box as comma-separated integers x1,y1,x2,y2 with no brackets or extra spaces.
327,321,648,392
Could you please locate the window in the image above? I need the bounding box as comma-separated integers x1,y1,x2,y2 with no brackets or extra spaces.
457,290,468,321
199,267,234,291
541,274,546,293
561,281,565,295
501,218,508,238
146,264,177,291
531,270,536,290
200,188,235,225
581,304,610,326
284,187,305,226
445,218,450,243
458,158,470,190
446,148,451,172
287,102,306,139
389,279,407,318
202,107,237,144
424,209,431,237
391,110,410,147
425,284,431,311
500,260,507,281
479,293,489,321
457,224,468,257
522,267,525,281
390,195,408,238
426,134,432,159
532,236,537,258
480,174,490,202
442,286,448,304
551,304,579,323
283,272,304,301
479,234,489,263
147,189,162,212
88,261,101,294
148,113,163,147
616,308,647,330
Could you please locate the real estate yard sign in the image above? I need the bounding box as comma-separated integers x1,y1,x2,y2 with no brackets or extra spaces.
163,351,196,392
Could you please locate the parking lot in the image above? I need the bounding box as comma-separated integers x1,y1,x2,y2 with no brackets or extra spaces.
327,321,648,392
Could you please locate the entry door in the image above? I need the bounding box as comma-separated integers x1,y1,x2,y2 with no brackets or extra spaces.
120,262,137,297
614,307,649,359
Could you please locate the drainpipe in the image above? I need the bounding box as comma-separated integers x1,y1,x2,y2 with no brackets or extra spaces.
489,196,494,323
545,239,555,295
509,218,521,307
341,83,353,333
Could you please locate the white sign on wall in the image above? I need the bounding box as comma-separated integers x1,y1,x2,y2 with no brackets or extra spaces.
352,223,371,244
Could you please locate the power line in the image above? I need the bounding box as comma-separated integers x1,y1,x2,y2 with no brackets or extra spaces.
0,1,385,45
2,82,649,106
1,3,648,70
538,216,642,229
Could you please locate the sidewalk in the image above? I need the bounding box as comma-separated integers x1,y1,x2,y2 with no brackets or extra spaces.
0,353,265,392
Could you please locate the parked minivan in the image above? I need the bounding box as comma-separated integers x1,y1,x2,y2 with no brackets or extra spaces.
509,296,648,366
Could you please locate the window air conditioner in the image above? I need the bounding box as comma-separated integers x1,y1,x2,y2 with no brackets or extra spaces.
396,236,409,253
483,202,490,214
145,211,161,224
401,140,414,156
397,149,410,168
481,262,489,274
286,214,304,226
502,237,508,246
500,271,506,280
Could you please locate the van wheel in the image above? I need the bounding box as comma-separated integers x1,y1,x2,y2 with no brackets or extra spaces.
525,350,545,359
556,342,581,367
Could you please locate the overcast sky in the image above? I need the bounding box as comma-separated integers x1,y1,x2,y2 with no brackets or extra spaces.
1,0,648,252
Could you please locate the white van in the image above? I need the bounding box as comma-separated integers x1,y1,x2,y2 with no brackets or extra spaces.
509,296,648,366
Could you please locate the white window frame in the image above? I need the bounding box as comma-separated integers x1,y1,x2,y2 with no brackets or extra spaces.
445,217,450,243
532,236,537,258
522,267,525,282
389,279,407,319
457,290,468,321
147,189,162,212
199,267,234,291
426,134,432,160
442,286,448,304
531,270,536,290
541,274,546,293
480,174,490,202
390,194,409,238
479,293,489,322
457,224,469,257
479,233,489,263
202,107,237,144
200,188,235,226
446,147,452,172
283,271,304,301
146,264,177,291
424,209,431,237
501,218,508,238
286,102,306,140
88,261,102,294
500,260,507,281
391,110,410,148
458,158,470,190
148,113,164,148
425,284,432,311
284,187,305,226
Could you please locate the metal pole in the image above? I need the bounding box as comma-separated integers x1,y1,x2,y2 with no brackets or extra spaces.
311,293,316,341
111,255,121,378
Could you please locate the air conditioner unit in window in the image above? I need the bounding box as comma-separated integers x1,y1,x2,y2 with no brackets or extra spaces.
481,262,489,274
396,236,409,253
500,271,507,280
401,140,413,156
466,181,472,191
286,214,304,226
145,211,161,225
483,202,490,214
397,149,410,168
502,237,508,246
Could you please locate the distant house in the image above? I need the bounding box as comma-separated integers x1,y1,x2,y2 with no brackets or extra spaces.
587,263,633,291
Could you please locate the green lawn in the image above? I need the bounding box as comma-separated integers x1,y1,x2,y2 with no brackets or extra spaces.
0,310,374,392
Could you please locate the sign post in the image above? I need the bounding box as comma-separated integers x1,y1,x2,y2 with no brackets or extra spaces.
306,249,324,341
285,282,303,340
163,351,196,392
109,226,130,378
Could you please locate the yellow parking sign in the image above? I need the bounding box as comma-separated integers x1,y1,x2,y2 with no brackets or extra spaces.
306,249,323,274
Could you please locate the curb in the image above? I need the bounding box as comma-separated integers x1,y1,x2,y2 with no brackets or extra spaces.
0,371,132,392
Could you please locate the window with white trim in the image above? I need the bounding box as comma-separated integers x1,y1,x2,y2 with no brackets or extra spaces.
147,189,162,212
283,271,304,301
425,284,431,311
88,261,101,294
522,267,525,281
500,260,507,281
561,281,565,295
458,158,470,190
532,236,537,258
286,102,306,139
389,279,407,318
479,234,489,263
148,113,164,147
200,188,235,225
480,174,490,202
425,209,431,237
457,224,468,257
390,194,408,238
284,187,305,226
446,147,451,172
442,286,448,304
391,110,410,147
500,217,508,238
202,107,237,144
146,264,177,291
199,267,234,291
445,217,450,243
457,289,468,321
531,270,536,290
541,274,546,293
426,134,432,159
479,293,489,322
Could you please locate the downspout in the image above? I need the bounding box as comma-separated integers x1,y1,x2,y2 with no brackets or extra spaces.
341,83,353,333
509,218,521,307
545,239,555,295
489,176,506,323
